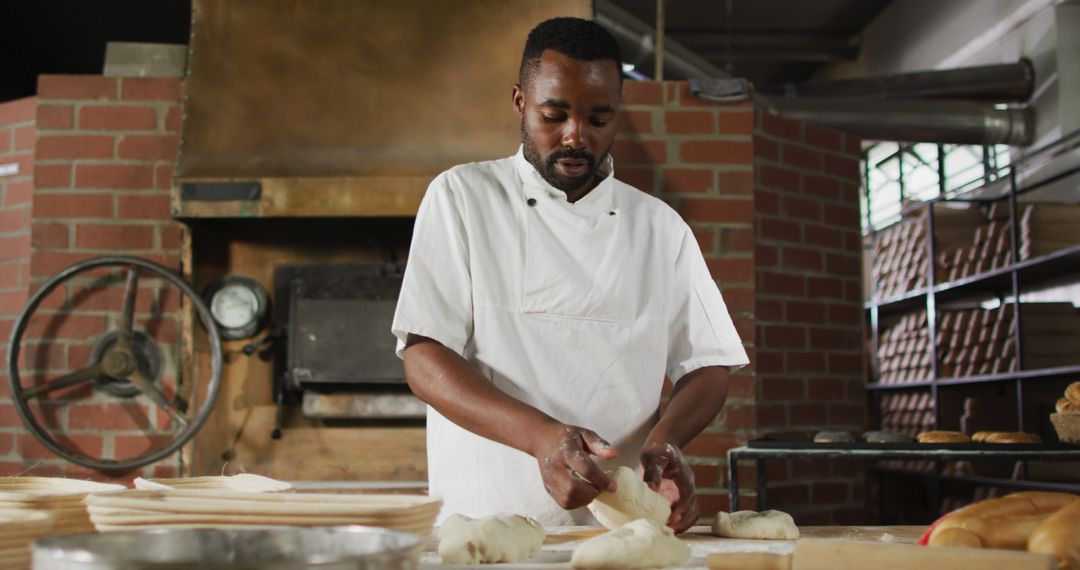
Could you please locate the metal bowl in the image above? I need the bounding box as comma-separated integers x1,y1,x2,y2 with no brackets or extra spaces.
33,526,422,570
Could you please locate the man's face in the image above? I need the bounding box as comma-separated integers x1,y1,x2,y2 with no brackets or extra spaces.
514,50,621,197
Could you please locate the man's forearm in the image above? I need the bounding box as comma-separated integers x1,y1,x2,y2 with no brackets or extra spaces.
645,366,731,448
402,334,560,456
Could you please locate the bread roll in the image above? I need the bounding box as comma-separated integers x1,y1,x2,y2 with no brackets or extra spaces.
1066,381,1080,403
929,492,1079,550
929,527,983,548
814,431,855,443
1028,499,1080,570
917,431,971,444
864,430,913,443
985,432,1042,444
972,431,993,443
1058,397,1080,414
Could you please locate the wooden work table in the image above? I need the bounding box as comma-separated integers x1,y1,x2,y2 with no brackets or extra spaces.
418,524,926,569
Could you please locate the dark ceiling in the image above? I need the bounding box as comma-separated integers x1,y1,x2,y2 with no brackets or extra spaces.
0,0,893,103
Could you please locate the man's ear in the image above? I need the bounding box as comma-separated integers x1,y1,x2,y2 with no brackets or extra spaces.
512,83,525,117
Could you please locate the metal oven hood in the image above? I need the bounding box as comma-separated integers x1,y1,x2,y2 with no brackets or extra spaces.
174,0,591,218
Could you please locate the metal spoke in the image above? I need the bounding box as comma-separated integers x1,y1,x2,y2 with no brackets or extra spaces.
23,366,102,399
124,370,189,429
119,269,139,340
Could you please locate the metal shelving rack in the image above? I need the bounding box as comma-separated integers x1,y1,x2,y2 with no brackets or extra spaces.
862,128,1080,498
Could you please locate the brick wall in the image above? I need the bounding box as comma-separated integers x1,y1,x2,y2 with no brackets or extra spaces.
753,112,867,524
0,97,38,470
0,76,184,481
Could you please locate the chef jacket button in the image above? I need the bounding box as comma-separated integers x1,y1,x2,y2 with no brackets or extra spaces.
527,198,537,206
608,211,616,216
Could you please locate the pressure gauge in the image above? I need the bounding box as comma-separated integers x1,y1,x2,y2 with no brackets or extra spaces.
203,276,269,340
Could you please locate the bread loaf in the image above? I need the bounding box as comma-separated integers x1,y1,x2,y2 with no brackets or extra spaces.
917,431,971,444
985,432,1042,444
928,492,1079,550
1028,499,1080,570
1058,397,1080,414
1066,382,1080,403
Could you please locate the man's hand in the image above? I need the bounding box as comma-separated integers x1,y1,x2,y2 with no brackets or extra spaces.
641,441,699,533
533,424,619,510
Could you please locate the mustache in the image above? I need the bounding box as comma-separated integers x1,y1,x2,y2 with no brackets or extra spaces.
546,148,596,170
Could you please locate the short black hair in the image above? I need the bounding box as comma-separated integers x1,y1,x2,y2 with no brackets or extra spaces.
518,17,623,88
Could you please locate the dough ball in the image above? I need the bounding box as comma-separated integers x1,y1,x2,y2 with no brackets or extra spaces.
437,513,546,564
814,430,855,443
711,510,799,540
587,466,671,530
571,518,690,569
863,430,912,443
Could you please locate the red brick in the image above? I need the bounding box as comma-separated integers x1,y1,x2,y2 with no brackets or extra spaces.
0,208,29,233
617,110,654,135
79,105,156,130
825,203,859,228
76,164,154,189
803,174,841,200
36,135,115,159
728,375,756,399
804,223,843,249
117,135,179,160
0,235,30,260
37,104,74,129
828,353,863,376
717,111,753,135
8,153,34,178
24,314,106,340
827,302,861,324
14,125,36,150
615,167,653,193
731,315,755,343
3,180,32,207
755,349,784,374
787,351,826,374
665,110,713,135
0,131,9,153
622,81,662,105
770,483,810,505
674,82,738,108
0,96,37,124
34,164,72,188
759,164,799,191
754,136,779,161
787,300,826,324
807,276,844,299
151,463,180,478
30,223,68,248
677,198,752,224
759,218,800,242
76,224,155,250
808,377,847,399
121,78,182,101
755,243,778,268
826,252,861,276
721,287,753,314
684,432,741,458
33,193,112,218
824,153,859,179
0,433,13,455
38,75,117,100
113,435,175,459
720,227,753,254
698,493,731,518
757,299,782,321
716,171,753,195
845,280,862,302
69,403,152,431
692,463,721,487
692,226,716,254
762,377,805,400
781,195,821,222
681,140,752,164
154,163,175,190
789,404,828,426
759,114,802,141
810,328,856,350
805,124,845,152
762,272,804,296
164,106,182,131
782,143,822,171
31,251,96,277
662,168,712,193
765,325,806,349
844,134,863,157
709,258,754,284
19,434,103,460
781,246,823,272
829,404,866,426
117,195,171,220
611,139,666,164
755,188,780,215
812,482,850,504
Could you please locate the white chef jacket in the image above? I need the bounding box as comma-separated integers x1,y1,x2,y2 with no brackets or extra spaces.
391,146,748,526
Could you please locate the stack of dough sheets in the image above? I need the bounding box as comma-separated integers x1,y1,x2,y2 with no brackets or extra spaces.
0,508,54,570
0,478,125,535
133,474,293,493
85,489,442,536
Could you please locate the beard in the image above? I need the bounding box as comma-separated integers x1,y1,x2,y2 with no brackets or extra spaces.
521,125,608,194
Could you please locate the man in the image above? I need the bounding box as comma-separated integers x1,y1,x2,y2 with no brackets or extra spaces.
392,17,747,532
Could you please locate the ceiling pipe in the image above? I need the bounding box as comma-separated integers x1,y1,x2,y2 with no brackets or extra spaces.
595,0,729,80
758,60,1035,102
757,96,1035,146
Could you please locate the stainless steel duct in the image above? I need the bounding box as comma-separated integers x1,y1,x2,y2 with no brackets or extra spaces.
757,96,1034,146
595,0,729,80
759,60,1035,102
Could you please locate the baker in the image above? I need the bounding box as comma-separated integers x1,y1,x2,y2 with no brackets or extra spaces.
392,16,748,533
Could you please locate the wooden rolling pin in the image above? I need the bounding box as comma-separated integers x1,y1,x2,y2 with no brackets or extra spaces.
707,539,1056,570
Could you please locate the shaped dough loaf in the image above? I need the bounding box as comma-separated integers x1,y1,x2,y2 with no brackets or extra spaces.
711,510,800,540
437,513,546,564
587,466,671,530
571,518,690,569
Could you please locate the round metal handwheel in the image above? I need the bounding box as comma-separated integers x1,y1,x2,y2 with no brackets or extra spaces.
5,256,223,472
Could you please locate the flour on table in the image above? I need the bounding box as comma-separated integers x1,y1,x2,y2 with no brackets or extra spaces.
571,518,690,569
437,513,545,564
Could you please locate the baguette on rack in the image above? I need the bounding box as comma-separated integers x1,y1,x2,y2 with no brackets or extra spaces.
1028,499,1080,570
928,492,1079,549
